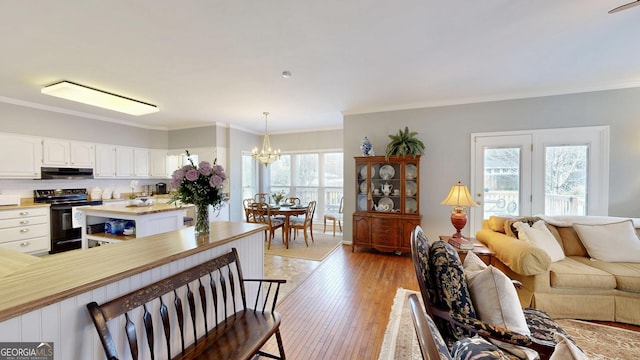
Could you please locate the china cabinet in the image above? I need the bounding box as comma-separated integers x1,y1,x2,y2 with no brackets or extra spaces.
352,155,421,253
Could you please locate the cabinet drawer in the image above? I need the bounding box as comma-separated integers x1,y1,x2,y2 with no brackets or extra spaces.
0,215,48,229
0,236,50,254
0,223,49,242
371,218,400,246
0,207,49,220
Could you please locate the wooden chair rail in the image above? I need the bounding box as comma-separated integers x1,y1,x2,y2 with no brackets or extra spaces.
86,248,286,360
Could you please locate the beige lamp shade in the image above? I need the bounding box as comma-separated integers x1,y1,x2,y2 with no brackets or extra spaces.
441,181,479,208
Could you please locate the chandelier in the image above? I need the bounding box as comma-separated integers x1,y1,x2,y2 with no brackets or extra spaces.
252,112,281,166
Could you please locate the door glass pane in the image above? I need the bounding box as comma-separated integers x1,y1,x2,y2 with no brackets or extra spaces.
545,145,588,215
483,147,520,218
323,152,344,214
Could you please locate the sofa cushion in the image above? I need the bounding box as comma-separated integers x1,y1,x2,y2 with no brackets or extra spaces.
488,215,515,234
571,257,640,292
514,221,565,262
556,226,589,257
451,336,510,360
549,257,617,290
573,220,640,262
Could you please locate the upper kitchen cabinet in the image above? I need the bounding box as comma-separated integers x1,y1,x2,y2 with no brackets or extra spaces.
0,133,41,178
133,148,149,177
94,144,116,178
150,149,169,178
42,139,94,168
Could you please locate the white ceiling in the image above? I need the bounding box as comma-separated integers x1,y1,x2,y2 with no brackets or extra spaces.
1,1,639,134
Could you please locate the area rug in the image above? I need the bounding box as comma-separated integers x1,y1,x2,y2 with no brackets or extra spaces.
378,288,422,360
380,288,640,360
264,230,342,261
555,319,640,359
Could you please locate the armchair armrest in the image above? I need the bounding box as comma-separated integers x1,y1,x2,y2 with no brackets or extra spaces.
244,278,287,313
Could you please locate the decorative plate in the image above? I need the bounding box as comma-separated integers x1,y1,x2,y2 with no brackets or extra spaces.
379,165,395,180
406,198,417,213
359,165,375,179
406,180,417,196
405,164,417,180
359,181,367,194
378,197,394,212
358,196,368,211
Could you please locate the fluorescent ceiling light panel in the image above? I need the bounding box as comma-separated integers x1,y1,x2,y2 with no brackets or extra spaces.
41,81,158,116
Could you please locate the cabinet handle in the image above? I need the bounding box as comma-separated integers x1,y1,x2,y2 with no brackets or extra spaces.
20,228,29,233
20,241,30,247
19,211,29,216
19,220,29,225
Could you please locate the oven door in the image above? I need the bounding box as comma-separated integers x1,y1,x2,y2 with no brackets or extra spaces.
50,204,81,253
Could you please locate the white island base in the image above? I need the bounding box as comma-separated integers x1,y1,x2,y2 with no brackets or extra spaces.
79,203,193,249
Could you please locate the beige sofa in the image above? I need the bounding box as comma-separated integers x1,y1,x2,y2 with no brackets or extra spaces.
475,215,640,325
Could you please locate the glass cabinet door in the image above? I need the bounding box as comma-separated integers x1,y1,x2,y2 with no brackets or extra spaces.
404,162,419,214
371,162,400,213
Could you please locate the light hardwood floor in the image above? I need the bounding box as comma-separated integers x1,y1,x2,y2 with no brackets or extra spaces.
262,243,640,359
261,244,418,359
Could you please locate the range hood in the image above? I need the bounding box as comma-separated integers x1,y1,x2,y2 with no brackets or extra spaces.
40,167,94,180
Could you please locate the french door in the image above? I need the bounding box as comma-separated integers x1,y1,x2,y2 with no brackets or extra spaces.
471,134,532,234
470,126,609,234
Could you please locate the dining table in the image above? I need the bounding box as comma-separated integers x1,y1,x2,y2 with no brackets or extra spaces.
270,205,307,248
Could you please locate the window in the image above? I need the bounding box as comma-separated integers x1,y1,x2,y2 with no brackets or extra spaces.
241,153,257,200
268,151,343,222
471,126,609,233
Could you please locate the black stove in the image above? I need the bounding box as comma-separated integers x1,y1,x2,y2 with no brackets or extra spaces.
34,189,103,254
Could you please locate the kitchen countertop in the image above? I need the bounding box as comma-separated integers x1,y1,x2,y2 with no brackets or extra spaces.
77,202,192,215
0,198,49,210
0,221,265,322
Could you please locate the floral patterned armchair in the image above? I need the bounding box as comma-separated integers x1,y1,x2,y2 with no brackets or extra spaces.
410,226,573,360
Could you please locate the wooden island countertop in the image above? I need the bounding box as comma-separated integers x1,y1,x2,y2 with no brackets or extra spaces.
76,201,193,215
0,221,265,323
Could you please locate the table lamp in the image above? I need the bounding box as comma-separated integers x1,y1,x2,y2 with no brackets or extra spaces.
441,181,479,238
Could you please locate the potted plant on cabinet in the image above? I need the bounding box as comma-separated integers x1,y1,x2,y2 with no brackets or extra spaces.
384,126,425,160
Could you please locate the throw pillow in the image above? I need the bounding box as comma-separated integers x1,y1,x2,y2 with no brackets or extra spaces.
465,265,531,336
573,219,640,262
429,240,476,318
504,216,541,238
463,249,487,273
549,333,589,360
514,220,565,262
488,215,515,233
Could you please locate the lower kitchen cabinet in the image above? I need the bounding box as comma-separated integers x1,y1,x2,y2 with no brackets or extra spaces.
0,207,50,255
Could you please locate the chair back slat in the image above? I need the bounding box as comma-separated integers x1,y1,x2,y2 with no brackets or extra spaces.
159,298,171,360
142,304,155,360
173,290,185,354
229,266,238,314
186,283,198,343
197,278,208,335
209,273,219,327
124,312,139,360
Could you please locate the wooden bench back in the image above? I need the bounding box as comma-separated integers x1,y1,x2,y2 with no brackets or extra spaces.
87,248,275,360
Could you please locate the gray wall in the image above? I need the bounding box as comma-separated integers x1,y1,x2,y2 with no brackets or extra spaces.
343,87,640,242
168,125,216,149
0,102,168,148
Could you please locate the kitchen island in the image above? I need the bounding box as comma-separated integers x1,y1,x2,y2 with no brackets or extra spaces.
0,222,266,360
78,202,194,249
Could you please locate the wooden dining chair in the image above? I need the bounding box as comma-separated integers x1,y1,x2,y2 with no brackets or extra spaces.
289,200,316,246
250,202,285,249
255,193,270,204
243,198,256,222
323,197,343,236
285,197,301,206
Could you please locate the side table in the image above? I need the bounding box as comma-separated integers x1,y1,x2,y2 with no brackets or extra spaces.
439,235,495,265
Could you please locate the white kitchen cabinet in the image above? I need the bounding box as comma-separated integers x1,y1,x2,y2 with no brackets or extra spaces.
0,133,41,178
116,146,134,177
133,148,149,177
150,149,168,178
0,207,50,255
43,139,94,168
95,144,116,178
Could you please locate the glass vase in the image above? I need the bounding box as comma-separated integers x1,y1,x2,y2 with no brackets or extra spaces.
195,203,210,234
